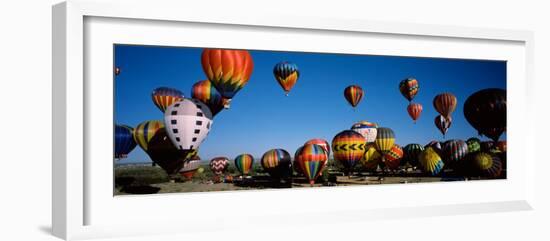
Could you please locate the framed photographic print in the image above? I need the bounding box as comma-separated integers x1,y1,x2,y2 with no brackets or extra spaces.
53,0,535,240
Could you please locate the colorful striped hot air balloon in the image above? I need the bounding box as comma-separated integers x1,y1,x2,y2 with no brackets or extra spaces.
273,61,299,96
343,85,364,109
351,121,378,143
383,144,403,170
210,157,229,176
179,157,201,180
261,149,292,179
293,146,304,175
201,49,254,106
407,103,423,123
463,88,506,142
374,127,395,156
151,87,184,112
433,93,457,119
304,139,331,158
332,130,366,174
115,124,137,159
403,143,424,167
472,152,503,178
399,77,419,102
133,120,165,152
234,153,254,176
361,143,381,171
295,144,328,185
434,115,452,138
191,80,228,117
419,147,445,176
442,139,468,167
466,137,481,153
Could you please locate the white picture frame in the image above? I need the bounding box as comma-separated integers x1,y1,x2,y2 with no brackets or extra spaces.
52,0,535,240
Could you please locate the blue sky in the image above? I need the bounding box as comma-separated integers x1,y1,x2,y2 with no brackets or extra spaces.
114,45,506,163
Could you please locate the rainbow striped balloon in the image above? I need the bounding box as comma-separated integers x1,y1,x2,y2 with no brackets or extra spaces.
304,138,331,159
295,144,327,185
443,139,468,166
399,77,419,102
344,85,364,108
133,120,164,152
151,87,184,112
201,49,254,100
332,130,366,172
191,80,227,116
261,149,292,178
234,153,254,176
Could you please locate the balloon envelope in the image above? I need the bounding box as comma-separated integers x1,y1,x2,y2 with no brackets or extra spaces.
332,130,366,172
151,87,184,112
295,144,327,185
374,127,395,155
133,120,164,152
463,88,506,142
234,153,254,176
191,80,227,117
273,61,299,95
407,103,423,123
399,77,419,102
433,93,457,119
115,124,137,159
261,149,292,179
210,157,229,175
419,147,445,176
164,98,213,152
361,143,381,171
147,129,195,175
442,139,468,166
351,121,378,143
201,49,254,100
434,115,452,137
343,85,364,108
383,144,403,170
403,143,424,167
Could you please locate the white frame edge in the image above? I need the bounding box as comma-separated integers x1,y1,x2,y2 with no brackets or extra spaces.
52,0,535,240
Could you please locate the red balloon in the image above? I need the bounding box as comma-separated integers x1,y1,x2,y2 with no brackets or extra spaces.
407,103,423,123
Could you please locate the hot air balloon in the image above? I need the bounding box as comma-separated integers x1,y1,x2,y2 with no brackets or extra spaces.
304,139,330,157
350,121,378,143
114,66,121,76
434,115,452,138
463,88,506,142
151,87,184,113
419,147,445,176
273,61,299,96
472,152,503,178
261,149,292,179
191,80,228,117
407,103,423,123
146,128,196,175
115,124,137,159
433,93,457,119
133,120,165,152
201,49,254,107
164,98,213,153
179,155,201,180
466,137,481,153
332,130,366,174
399,77,419,102
425,140,442,151
234,153,254,176
293,146,304,175
442,139,468,167
361,143,381,171
383,144,403,170
343,85,364,109
403,143,424,167
295,144,328,186
210,157,229,176
374,127,395,158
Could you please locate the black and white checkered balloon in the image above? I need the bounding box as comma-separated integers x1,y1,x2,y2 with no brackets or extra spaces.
164,98,213,151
